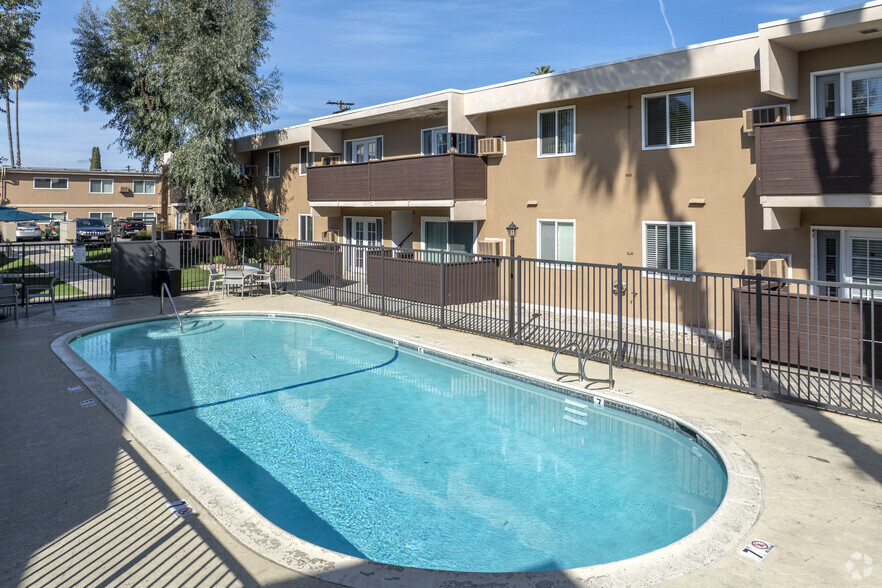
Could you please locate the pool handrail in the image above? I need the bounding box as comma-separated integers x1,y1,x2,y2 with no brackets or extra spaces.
159,282,183,333
551,342,582,378
581,348,614,390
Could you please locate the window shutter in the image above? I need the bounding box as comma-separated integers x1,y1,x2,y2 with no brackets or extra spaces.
557,222,575,261
539,221,555,259
669,224,694,271
668,92,693,145
557,108,574,154
539,111,556,154
645,96,667,147
375,136,383,159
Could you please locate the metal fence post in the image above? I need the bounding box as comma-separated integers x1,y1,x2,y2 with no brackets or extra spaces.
333,242,338,306
508,254,515,339
616,263,624,368
754,272,764,399
292,239,299,296
380,245,386,316
439,252,446,328
516,255,523,344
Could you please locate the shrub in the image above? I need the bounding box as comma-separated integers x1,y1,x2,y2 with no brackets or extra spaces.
213,254,226,264
131,230,152,241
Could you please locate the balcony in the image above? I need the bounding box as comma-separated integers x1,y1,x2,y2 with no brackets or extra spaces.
307,153,487,206
755,112,882,198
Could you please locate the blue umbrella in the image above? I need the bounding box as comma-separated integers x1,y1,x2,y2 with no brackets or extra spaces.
201,206,286,264
0,206,53,222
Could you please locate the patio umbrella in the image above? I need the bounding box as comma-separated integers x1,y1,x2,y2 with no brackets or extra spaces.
200,205,287,263
0,206,53,222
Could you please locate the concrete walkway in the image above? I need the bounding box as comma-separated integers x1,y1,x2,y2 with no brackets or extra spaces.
1,293,879,587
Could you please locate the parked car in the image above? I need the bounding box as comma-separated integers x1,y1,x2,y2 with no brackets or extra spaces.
15,222,42,241
44,220,61,240
75,218,112,243
121,218,146,237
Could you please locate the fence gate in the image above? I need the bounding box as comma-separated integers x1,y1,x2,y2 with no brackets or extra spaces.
113,241,157,297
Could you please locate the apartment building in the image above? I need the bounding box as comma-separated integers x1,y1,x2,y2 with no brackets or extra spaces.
235,3,882,285
1,167,166,228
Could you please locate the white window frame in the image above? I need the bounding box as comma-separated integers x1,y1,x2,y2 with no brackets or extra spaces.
642,221,696,280
89,211,113,225
810,63,882,117
33,177,68,190
133,179,156,194
811,225,882,297
344,135,383,163
298,213,314,241
421,126,448,155
45,212,67,221
299,146,311,176
89,178,114,194
267,150,280,178
420,216,477,254
133,211,156,221
536,218,576,264
642,88,695,150
536,105,576,158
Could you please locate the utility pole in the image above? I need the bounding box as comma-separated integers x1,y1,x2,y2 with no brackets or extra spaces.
326,100,354,114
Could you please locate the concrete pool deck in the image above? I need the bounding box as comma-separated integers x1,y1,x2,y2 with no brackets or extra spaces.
1,292,880,587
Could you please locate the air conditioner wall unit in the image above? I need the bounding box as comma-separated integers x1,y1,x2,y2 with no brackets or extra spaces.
476,239,502,256
478,137,505,156
743,106,789,133
745,255,789,278
321,156,341,166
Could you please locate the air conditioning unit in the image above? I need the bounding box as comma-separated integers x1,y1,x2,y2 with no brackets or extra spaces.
476,239,502,256
745,255,789,278
743,106,788,134
237,164,257,177
477,137,505,156
322,230,339,243
321,156,341,166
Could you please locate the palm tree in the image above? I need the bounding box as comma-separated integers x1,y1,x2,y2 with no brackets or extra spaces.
6,91,13,166
531,66,554,76
12,75,26,167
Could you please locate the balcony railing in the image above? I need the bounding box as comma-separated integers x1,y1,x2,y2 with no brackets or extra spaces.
307,153,487,204
755,112,882,196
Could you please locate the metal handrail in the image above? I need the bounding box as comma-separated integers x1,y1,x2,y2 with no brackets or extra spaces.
159,282,183,333
580,349,614,390
552,342,582,378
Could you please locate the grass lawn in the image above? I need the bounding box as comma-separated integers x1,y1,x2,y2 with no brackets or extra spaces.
0,252,46,275
77,246,113,277
182,267,209,288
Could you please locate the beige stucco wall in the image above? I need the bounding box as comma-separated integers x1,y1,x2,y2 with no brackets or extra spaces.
2,169,162,222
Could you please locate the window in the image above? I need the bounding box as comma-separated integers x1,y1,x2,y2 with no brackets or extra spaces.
421,127,478,155
814,227,882,298
33,177,68,190
133,179,156,194
422,218,475,254
267,150,280,178
89,212,113,225
298,214,313,241
643,221,695,276
89,178,114,193
47,212,67,221
537,219,575,262
299,146,312,176
133,211,156,221
813,65,882,117
344,136,383,163
537,106,575,156
643,89,694,149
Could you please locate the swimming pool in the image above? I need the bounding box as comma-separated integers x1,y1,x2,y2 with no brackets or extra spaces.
69,315,728,573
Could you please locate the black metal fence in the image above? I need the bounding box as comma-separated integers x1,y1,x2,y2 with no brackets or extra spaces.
5,235,880,420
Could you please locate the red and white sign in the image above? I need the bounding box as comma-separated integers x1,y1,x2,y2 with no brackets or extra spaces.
740,539,775,562
166,499,196,518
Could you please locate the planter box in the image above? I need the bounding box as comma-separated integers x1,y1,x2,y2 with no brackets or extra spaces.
366,250,499,305
733,285,882,379
292,243,344,286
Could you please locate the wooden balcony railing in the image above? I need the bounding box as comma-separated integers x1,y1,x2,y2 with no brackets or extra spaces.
307,153,487,204
755,112,882,196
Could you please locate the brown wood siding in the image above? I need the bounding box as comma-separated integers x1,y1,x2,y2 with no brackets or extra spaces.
755,112,882,196
733,286,882,378
307,153,486,203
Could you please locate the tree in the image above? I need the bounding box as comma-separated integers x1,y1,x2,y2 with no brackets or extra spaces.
72,0,281,253
0,1,41,167
531,66,554,76
90,146,101,170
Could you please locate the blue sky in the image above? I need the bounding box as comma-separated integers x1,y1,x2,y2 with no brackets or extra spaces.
15,0,837,170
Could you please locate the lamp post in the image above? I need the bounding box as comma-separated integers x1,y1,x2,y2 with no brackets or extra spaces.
507,222,518,339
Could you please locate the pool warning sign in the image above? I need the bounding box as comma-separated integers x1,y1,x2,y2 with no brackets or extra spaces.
167,499,196,518
740,539,775,562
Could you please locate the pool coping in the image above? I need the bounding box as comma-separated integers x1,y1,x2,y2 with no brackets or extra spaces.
52,311,764,587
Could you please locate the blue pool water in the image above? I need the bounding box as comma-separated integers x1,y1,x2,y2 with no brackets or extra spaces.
71,316,727,572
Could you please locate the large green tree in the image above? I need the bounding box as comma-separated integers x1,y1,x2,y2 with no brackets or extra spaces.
0,0,41,167
72,0,281,235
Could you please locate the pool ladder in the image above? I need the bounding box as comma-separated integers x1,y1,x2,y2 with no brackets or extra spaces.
551,342,614,390
159,282,183,333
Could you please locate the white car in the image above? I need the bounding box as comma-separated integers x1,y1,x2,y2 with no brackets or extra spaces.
15,222,42,241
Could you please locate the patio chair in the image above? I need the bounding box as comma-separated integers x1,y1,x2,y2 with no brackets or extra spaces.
208,265,224,294
25,277,57,317
0,283,18,321
222,268,248,298
252,267,276,296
